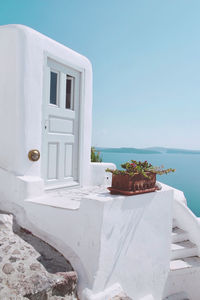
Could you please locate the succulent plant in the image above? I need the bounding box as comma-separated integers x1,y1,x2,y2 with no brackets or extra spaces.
106,160,175,178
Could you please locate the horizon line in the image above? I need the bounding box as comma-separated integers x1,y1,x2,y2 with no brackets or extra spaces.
93,146,200,151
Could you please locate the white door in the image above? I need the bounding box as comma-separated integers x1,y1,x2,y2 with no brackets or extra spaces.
43,58,80,188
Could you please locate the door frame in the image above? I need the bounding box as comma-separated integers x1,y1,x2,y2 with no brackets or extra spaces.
42,52,85,190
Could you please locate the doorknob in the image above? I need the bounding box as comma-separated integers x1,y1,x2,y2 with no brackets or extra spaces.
28,150,40,162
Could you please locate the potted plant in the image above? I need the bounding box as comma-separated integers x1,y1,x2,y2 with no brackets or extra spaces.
106,160,175,195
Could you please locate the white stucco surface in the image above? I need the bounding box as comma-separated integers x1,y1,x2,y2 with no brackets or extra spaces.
0,24,92,186
0,176,174,299
163,188,200,300
90,162,116,186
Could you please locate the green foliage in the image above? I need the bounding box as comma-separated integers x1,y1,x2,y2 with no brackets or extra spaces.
106,160,175,178
91,147,102,162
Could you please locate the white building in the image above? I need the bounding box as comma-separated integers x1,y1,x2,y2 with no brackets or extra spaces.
0,24,200,300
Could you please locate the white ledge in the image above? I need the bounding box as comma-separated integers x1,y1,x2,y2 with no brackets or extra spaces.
24,182,175,210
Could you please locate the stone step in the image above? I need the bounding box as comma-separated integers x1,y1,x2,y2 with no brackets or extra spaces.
172,227,189,243
171,241,198,260
170,256,200,273
0,212,78,299
163,291,189,300
23,271,77,299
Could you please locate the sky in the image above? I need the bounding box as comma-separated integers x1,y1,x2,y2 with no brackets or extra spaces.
0,0,200,149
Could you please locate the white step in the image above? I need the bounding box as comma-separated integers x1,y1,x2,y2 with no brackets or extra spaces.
163,291,189,300
170,256,200,273
172,227,189,243
171,241,198,260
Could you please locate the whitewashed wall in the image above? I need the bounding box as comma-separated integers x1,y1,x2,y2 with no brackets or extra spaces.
0,24,92,186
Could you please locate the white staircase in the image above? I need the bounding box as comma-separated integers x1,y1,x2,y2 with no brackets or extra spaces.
163,219,200,300
171,219,200,270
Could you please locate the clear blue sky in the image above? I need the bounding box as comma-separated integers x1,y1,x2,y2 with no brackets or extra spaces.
1,0,200,149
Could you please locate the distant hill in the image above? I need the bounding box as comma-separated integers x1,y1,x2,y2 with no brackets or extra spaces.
165,148,200,154
95,147,200,155
95,147,160,154
146,147,200,154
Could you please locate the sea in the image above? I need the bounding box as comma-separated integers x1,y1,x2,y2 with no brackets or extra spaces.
99,151,200,217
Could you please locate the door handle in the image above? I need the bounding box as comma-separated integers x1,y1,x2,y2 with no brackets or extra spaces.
28,150,40,161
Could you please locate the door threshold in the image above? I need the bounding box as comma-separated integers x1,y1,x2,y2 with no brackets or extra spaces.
45,181,79,191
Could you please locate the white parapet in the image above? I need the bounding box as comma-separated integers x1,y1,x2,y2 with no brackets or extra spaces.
90,162,116,186
0,182,174,300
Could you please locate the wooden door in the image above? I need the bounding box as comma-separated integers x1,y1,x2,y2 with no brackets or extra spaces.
43,58,80,188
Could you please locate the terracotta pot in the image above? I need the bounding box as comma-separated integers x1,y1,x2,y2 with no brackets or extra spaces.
111,172,156,192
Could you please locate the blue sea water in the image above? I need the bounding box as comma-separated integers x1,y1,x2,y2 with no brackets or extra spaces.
100,152,200,217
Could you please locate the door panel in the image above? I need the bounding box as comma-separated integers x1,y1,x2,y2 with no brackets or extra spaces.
49,117,74,134
64,144,73,178
47,143,59,180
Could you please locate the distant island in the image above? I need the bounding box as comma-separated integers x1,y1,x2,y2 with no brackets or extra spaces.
95,147,200,155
